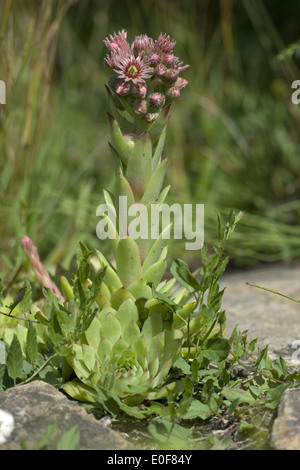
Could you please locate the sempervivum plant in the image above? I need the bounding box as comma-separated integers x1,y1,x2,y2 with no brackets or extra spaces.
1,30,212,407
60,30,193,404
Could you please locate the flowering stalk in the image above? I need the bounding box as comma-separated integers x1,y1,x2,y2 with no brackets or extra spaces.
22,235,64,301
100,30,189,288
59,31,193,404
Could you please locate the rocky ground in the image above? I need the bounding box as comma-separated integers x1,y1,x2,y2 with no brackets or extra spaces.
220,261,300,450
0,262,300,450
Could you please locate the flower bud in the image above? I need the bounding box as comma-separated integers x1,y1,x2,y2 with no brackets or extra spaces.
162,54,178,67
148,52,161,66
131,34,154,56
164,68,180,82
154,63,167,78
132,82,147,98
146,112,159,122
135,99,148,115
148,92,165,108
167,86,180,98
115,79,131,96
175,77,188,89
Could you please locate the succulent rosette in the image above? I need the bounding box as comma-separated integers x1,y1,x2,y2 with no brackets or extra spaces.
63,305,183,406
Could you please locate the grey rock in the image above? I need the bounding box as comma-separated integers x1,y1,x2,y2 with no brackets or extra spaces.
220,262,300,365
220,262,300,450
0,380,130,450
270,388,300,450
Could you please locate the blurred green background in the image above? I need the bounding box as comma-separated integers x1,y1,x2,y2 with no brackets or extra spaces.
1,0,300,285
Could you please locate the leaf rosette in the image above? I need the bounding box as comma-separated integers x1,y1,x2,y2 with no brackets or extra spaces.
63,302,183,405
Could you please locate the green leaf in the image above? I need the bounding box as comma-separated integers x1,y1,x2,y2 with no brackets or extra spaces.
6,334,23,381
183,399,212,420
0,278,4,306
148,417,192,448
0,364,5,391
174,356,191,375
33,423,58,450
56,425,80,450
107,112,133,164
26,322,38,363
170,258,200,293
222,387,257,405
151,284,180,312
125,131,152,195
198,337,231,363
96,385,147,419
76,242,92,284
143,258,167,287
86,267,107,307
6,280,32,314
73,278,87,311
115,173,135,208
48,311,65,344
152,117,169,170
116,238,142,287
141,159,168,204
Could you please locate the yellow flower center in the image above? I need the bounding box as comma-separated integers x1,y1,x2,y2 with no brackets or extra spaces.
127,64,138,77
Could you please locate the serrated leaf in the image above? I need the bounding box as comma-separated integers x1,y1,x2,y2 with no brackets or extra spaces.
6,334,23,381
170,258,200,293
198,337,231,363
7,280,32,314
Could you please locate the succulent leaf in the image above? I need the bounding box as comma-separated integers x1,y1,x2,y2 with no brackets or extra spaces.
116,238,142,287
107,112,133,164
125,132,152,196
140,159,168,204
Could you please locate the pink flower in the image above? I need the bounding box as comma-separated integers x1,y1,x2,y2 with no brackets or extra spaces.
104,29,129,54
154,33,176,53
112,51,153,84
131,34,154,56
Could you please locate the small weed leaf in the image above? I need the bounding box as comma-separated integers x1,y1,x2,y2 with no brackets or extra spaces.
198,337,231,363
56,425,80,450
26,321,38,363
6,334,23,382
170,258,200,293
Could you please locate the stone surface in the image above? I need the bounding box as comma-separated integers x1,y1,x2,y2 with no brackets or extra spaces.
0,380,130,450
220,262,300,450
220,261,300,365
270,388,300,450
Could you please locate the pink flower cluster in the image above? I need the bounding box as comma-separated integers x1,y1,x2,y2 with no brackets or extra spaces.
104,30,189,122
